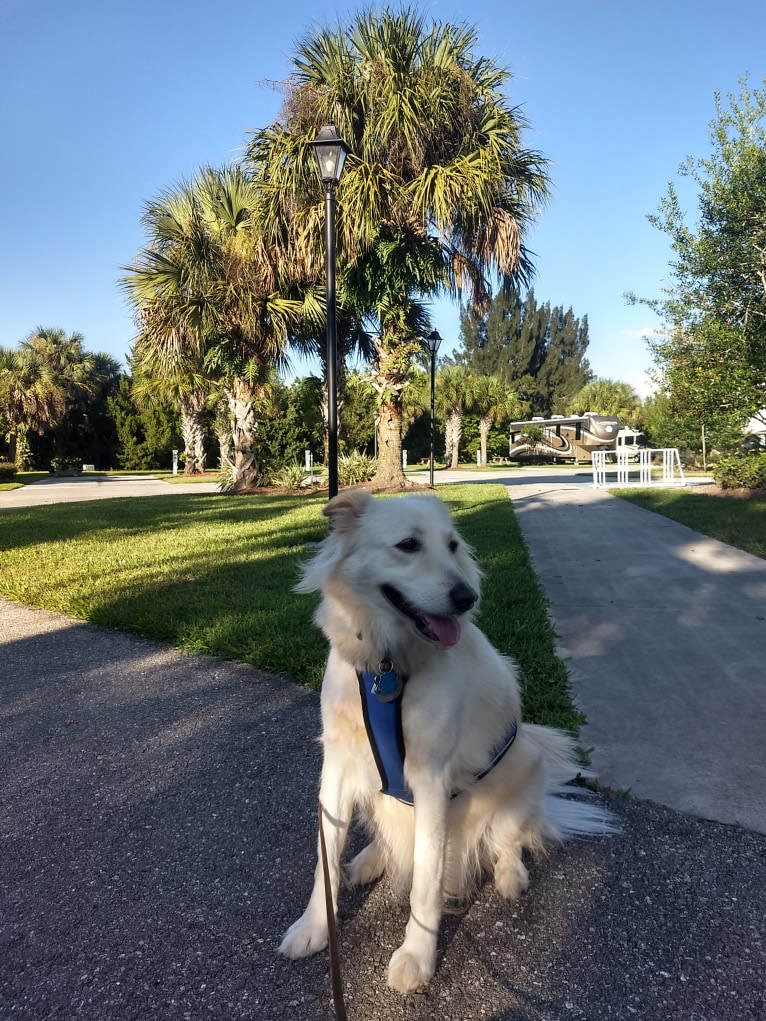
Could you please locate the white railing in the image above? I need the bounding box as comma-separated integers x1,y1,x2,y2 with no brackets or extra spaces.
592,448,686,488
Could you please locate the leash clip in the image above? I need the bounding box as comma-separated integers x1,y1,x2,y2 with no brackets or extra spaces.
371,658,403,702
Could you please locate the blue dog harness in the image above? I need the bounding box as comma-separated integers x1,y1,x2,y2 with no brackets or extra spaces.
357,662,518,806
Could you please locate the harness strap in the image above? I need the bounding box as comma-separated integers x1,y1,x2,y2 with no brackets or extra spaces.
357,668,412,804
356,668,518,805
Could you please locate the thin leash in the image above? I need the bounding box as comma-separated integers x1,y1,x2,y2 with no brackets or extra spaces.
318,800,347,1021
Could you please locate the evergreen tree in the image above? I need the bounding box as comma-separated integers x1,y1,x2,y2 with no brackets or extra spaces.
107,376,180,470
456,289,591,414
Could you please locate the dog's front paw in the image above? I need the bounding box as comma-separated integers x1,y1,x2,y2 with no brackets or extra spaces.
387,945,433,994
278,912,328,959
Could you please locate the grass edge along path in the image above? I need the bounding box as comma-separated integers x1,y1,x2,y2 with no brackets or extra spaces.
612,487,766,560
0,483,580,731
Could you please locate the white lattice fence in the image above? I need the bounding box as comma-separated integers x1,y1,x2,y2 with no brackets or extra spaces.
592,448,686,488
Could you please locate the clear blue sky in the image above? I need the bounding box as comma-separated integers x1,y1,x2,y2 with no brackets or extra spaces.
1,0,764,396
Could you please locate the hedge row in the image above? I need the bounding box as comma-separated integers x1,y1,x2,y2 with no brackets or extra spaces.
712,452,766,490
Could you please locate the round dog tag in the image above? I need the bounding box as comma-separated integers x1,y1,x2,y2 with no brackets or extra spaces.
371,668,403,702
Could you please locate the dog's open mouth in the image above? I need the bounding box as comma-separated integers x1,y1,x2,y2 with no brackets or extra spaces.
381,584,461,648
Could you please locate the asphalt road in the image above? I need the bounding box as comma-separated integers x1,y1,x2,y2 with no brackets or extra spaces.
2,598,764,1021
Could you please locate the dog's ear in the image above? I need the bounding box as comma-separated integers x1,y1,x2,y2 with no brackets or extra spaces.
323,487,373,532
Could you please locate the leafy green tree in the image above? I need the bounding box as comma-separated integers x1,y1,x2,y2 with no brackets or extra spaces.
246,7,550,486
566,378,642,424
256,375,325,468
632,76,766,437
339,370,378,455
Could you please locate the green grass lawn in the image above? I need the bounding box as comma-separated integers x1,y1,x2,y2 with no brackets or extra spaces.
0,483,580,731
0,471,49,492
612,488,766,559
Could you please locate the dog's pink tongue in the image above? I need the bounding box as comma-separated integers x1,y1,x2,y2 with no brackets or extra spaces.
425,614,461,648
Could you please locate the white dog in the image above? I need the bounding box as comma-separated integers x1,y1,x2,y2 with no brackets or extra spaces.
279,489,613,994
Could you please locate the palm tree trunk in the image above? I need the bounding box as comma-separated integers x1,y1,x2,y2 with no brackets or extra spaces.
223,377,258,492
479,414,492,468
180,395,207,475
374,399,407,486
369,329,409,488
320,371,346,472
8,428,18,465
448,411,462,469
214,400,232,469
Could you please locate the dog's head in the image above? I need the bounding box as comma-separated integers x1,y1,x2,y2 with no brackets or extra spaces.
297,489,481,654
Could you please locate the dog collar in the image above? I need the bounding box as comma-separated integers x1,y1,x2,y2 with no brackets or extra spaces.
356,663,518,806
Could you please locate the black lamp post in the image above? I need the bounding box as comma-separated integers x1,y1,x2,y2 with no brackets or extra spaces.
424,330,443,488
309,124,350,499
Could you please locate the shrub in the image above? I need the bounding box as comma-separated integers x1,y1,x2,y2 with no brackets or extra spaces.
270,461,309,490
712,452,766,490
49,457,83,476
340,450,377,486
331,450,377,486
0,461,17,482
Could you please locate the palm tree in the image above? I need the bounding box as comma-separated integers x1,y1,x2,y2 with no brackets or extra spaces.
22,328,96,410
245,7,550,487
0,346,66,465
123,168,314,489
437,364,477,469
131,352,210,475
472,373,525,466
566,378,642,424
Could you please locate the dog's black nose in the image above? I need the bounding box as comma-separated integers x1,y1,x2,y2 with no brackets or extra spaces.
449,581,477,614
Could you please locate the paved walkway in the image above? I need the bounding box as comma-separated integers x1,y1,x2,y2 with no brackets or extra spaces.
504,470,766,834
411,467,766,834
2,469,765,1019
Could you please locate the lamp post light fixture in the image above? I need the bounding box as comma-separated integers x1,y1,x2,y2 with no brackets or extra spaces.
424,330,443,488
309,124,350,499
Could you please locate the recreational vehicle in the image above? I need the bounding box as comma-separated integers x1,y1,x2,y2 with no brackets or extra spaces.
615,427,647,459
508,413,620,461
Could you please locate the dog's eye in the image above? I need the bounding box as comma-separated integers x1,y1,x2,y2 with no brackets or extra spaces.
448,539,459,553
395,537,421,553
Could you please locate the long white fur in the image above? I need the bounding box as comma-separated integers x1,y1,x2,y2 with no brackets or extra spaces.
279,489,614,993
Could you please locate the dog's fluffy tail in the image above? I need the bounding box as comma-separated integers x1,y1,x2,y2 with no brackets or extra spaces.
526,724,620,839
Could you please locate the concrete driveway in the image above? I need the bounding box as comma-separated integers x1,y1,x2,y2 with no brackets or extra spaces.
0,474,219,509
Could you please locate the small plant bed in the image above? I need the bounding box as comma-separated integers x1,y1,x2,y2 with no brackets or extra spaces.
0,484,580,731
612,488,766,560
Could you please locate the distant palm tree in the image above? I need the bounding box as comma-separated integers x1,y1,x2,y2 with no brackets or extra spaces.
246,7,549,486
566,378,642,424
472,374,525,466
22,328,96,411
0,346,65,465
437,365,477,469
